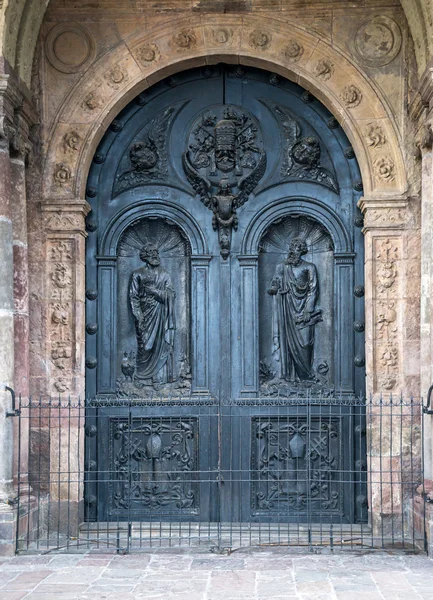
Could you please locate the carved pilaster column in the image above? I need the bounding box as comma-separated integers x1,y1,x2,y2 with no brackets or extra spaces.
40,199,90,398
10,110,34,503
360,196,419,396
0,82,16,513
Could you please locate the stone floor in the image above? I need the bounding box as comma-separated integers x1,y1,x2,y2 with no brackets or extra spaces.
0,550,432,600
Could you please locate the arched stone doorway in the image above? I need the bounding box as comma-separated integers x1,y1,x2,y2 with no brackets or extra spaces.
83,64,367,524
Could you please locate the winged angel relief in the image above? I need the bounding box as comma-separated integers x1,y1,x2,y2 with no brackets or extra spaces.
182,106,267,259
260,100,339,194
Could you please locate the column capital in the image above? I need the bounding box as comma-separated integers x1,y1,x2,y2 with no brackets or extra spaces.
358,194,413,231
0,74,37,159
41,198,91,235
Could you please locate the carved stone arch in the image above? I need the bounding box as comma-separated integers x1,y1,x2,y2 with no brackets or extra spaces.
242,197,352,255
41,13,407,203
100,198,208,257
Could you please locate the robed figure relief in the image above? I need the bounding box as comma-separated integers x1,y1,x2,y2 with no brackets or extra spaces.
268,238,323,382
129,242,176,383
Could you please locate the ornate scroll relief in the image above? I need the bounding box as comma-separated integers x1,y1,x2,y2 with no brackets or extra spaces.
182,105,267,259
110,418,198,514
252,418,341,513
116,218,191,398
48,240,74,393
113,102,186,196
261,100,339,194
374,238,400,391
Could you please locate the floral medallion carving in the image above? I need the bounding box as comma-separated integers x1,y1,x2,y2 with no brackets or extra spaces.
104,64,129,90
136,43,161,66
82,91,102,112
51,263,72,289
53,163,72,186
355,16,402,67
364,123,386,148
45,23,96,74
313,59,334,81
249,29,272,50
50,241,73,262
374,157,395,183
284,40,304,62
173,29,197,51
212,28,233,45
340,85,362,108
63,131,81,152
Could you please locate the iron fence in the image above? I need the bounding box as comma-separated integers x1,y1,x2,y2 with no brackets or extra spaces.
10,393,426,553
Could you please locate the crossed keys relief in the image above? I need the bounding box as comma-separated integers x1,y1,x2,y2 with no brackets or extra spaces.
182,105,267,259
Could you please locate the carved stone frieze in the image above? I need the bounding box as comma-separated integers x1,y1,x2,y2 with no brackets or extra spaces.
249,29,272,50
340,85,362,108
136,43,161,66
313,59,334,81
374,157,395,183
364,123,387,148
283,39,304,62
364,207,405,227
104,64,129,90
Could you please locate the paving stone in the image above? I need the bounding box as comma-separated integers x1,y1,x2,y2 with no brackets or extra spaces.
191,558,246,569
1,570,52,590
24,583,89,596
43,566,105,584
0,551,431,598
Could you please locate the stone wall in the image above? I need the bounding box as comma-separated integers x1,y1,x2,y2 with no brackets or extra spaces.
1,0,432,553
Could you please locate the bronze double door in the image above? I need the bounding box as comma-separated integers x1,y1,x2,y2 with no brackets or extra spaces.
84,65,366,524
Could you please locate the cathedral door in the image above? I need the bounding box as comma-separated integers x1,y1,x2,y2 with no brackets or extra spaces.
85,66,366,526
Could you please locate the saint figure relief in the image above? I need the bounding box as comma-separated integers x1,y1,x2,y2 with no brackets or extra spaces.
267,238,322,382
129,243,176,383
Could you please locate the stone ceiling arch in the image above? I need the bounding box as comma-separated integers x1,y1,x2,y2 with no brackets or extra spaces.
43,14,407,204
1,0,432,85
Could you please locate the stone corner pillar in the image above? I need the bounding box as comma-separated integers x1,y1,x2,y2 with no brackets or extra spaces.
0,73,29,554
414,107,433,555
39,198,90,399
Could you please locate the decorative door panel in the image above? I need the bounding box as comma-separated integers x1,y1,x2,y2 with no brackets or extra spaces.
85,65,366,524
